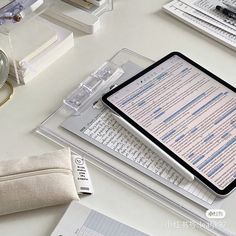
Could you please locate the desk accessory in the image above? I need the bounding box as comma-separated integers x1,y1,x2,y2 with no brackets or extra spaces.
0,50,9,87
110,113,194,182
0,148,79,216
0,0,74,84
36,48,236,236
163,0,236,51
8,18,74,84
44,0,113,33
0,0,44,26
71,154,94,194
0,0,49,85
0,49,13,107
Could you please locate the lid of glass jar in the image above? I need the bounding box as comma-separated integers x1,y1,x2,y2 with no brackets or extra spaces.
0,50,9,88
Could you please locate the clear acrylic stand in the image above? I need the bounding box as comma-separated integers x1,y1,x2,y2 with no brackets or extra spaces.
0,0,58,84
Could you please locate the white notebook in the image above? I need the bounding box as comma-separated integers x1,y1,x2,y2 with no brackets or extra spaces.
44,0,100,33
10,19,58,64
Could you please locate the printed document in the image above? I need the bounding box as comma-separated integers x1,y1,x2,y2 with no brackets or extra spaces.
51,201,148,236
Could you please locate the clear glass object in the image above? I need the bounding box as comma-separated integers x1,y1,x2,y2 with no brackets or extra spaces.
0,49,13,107
64,62,124,111
0,50,9,88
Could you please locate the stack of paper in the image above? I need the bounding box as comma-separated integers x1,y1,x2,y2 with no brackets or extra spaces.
163,0,236,51
10,19,58,64
1,17,74,84
44,0,102,33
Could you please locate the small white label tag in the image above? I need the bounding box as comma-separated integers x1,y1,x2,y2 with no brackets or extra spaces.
71,154,94,195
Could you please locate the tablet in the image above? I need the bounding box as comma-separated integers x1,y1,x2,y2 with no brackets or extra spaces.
102,52,236,196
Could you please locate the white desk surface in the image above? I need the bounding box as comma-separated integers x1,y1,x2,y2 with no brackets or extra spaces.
0,0,235,235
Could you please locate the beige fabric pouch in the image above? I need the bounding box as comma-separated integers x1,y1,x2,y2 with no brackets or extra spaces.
0,148,79,216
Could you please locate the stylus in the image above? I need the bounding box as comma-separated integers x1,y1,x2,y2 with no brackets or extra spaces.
112,113,195,182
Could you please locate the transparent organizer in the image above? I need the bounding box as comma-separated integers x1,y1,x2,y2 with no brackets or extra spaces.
36,48,236,236
44,0,113,33
0,0,58,84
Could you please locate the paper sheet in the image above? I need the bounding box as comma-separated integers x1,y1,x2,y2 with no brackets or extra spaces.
51,201,148,236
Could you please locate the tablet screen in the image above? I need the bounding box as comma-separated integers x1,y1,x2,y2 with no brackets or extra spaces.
106,54,236,191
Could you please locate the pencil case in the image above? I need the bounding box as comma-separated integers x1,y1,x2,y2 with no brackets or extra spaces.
0,148,79,216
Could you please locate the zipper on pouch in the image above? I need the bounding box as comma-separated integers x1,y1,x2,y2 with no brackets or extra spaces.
0,168,72,182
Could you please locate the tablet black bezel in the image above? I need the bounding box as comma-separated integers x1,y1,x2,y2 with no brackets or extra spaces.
102,51,236,196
